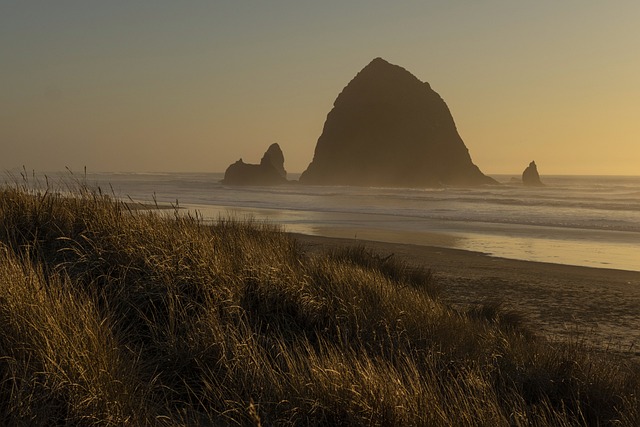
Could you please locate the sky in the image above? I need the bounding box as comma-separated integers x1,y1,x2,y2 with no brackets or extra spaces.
2,1,639,175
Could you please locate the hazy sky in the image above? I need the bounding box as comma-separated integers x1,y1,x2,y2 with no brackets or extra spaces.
2,1,639,175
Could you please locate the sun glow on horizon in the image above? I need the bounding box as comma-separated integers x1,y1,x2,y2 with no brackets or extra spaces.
2,2,639,176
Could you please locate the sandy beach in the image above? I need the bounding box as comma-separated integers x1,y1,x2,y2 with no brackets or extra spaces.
293,232,640,360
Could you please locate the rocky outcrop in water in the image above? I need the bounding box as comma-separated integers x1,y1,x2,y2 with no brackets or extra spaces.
522,161,544,186
299,57,496,187
222,143,287,185
260,143,286,179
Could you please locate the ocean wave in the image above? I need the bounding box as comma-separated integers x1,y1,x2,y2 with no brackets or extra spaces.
87,173,640,234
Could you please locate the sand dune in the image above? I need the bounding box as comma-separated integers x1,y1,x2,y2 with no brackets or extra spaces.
294,233,640,360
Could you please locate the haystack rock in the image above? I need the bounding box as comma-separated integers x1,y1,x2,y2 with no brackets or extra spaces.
522,161,544,186
300,57,496,187
222,143,288,185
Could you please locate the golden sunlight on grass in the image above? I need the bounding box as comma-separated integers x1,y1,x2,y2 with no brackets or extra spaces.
0,180,638,425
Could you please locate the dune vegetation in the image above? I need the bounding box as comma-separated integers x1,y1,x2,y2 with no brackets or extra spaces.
0,179,638,426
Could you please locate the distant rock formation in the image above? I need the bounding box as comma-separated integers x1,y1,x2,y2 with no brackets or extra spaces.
522,161,544,186
260,143,286,179
300,57,496,187
222,143,288,185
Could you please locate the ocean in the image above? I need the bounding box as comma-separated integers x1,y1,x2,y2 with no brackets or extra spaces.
22,172,640,272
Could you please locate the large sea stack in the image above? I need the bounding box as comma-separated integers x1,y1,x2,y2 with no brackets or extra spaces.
300,58,496,187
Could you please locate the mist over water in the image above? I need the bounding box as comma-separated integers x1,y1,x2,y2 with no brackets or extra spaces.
29,172,640,272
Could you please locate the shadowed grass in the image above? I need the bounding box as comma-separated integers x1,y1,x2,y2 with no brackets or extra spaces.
0,181,638,425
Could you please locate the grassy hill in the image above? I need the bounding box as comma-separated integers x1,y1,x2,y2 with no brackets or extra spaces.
0,181,638,426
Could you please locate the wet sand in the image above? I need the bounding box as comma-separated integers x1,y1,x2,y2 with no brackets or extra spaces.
293,233,640,359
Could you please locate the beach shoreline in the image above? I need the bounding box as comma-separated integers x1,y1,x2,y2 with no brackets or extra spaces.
292,232,640,360
179,199,640,272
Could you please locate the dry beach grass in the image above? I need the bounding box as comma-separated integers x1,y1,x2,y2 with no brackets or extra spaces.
0,180,638,425
295,234,640,360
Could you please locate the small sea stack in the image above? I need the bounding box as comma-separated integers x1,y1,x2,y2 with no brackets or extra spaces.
522,161,544,186
222,143,288,185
